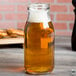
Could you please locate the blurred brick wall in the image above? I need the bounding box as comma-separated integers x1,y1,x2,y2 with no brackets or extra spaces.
0,0,75,35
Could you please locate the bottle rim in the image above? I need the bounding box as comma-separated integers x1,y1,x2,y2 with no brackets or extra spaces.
28,3,50,10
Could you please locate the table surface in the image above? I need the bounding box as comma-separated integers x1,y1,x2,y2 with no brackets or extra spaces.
0,36,76,76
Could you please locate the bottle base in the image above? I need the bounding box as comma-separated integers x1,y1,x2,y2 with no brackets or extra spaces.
25,70,52,75
72,49,76,51
72,47,76,51
24,67,54,75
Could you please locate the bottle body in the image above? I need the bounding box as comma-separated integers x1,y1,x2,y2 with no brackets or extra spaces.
72,0,76,51
24,3,55,74
71,9,76,51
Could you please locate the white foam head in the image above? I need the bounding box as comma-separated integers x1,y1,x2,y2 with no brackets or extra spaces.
28,10,51,23
28,3,51,23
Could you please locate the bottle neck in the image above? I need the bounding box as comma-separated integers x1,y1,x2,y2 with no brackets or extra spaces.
27,3,51,23
28,10,51,23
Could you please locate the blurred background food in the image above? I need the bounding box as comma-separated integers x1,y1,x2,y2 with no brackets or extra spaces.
0,29,24,39
0,30,8,38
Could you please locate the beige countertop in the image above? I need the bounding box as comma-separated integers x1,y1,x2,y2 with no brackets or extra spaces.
0,36,76,76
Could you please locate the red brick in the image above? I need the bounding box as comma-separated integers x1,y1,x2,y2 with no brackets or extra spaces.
5,13,28,20
12,0,28,3
57,0,72,3
31,0,54,3
50,14,54,21
0,14,2,20
17,5,27,12
11,0,28,2
0,22,16,29
56,31,72,36
5,13,16,20
56,14,74,21
17,14,27,20
50,5,67,12
0,0,2,2
69,23,74,30
1,0,28,3
53,22,67,30
0,5,15,11
69,5,74,12
17,22,25,29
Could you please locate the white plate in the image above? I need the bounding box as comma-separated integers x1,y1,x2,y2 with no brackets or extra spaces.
0,38,24,45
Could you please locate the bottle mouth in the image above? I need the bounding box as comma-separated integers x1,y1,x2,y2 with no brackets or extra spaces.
28,3,50,10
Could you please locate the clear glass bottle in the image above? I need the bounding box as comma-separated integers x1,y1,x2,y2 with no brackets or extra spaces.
24,3,55,74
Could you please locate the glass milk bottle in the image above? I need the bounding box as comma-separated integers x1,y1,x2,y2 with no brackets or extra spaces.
24,3,55,74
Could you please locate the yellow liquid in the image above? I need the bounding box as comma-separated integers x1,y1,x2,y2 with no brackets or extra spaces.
24,22,54,74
